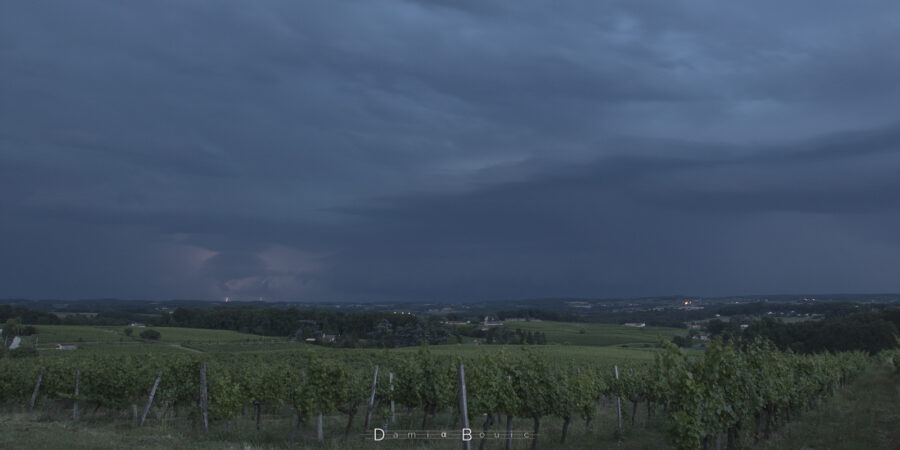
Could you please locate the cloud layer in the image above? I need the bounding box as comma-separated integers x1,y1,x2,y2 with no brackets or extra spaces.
2,1,900,301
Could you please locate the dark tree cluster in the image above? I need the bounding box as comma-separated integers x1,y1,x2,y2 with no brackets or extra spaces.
481,327,547,345
492,308,579,322
0,305,61,325
167,306,452,348
687,309,900,355
715,301,875,319
742,312,898,355
362,316,451,348
58,313,135,326
139,329,161,340
704,319,742,343
0,304,151,326
586,302,886,329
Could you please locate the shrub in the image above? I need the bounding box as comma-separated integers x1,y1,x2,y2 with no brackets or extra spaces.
9,346,38,358
140,329,161,340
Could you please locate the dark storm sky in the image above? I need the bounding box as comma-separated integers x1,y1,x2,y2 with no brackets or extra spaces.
2,1,900,302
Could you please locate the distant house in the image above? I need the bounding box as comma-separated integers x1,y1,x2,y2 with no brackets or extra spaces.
678,306,705,311
483,316,502,326
565,301,592,309
443,321,470,325
321,334,337,344
304,338,317,343
623,322,646,328
56,344,77,350
129,322,146,327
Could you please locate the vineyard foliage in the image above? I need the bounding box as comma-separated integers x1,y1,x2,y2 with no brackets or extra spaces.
654,339,868,449
0,342,870,448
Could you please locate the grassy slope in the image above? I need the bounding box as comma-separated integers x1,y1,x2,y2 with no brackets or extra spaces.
17,322,673,367
26,321,684,347
751,366,900,449
21,323,675,364
26,325,278,345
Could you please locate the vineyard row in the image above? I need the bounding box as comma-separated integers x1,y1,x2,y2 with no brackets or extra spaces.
0,341,871,449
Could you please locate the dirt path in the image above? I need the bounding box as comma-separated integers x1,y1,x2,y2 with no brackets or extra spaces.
169,344,203,353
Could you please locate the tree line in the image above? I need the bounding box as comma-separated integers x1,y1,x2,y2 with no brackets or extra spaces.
681,308,900,355
165,306,453,348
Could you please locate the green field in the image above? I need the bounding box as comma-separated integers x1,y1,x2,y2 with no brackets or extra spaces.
497,320,685,346
42,343,195,356
18,323,674,367
24,324,125,344
24,324,285,346
49,312,98,318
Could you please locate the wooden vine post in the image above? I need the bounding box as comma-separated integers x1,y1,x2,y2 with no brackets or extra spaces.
389,372,395,423
290,371,307,448
199,362,209,434
364,364,379,431
614,365,622,430
140,372,162,427
29,367,44,411
506,375,513,450
458,364,471,450
72,370,80,420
